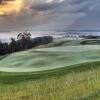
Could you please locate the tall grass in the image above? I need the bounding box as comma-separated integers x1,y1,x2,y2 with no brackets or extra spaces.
0,62,100,100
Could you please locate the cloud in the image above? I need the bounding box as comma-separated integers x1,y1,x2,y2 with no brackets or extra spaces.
30,0,64,11
0,0,94,16
68,0,100,30
31,0,96,31
0,0,64,17
0,0,99,31
51,0,95,14
0,0,24,16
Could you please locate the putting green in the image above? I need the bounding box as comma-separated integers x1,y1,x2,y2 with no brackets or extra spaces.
0,45,100,72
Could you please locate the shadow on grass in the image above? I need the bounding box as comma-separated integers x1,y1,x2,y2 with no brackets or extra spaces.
0,55,8,60
0,61,100,84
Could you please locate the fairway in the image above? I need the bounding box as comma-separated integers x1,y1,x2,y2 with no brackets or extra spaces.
0,45,100,72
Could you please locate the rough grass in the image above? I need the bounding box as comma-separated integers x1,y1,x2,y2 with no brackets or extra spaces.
0,61,100,100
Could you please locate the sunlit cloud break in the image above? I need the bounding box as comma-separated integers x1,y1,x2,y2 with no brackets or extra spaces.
0,0,64,16
0,0,23,16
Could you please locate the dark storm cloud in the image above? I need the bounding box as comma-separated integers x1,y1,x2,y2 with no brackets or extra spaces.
0,0,99,31
51,0,95,14
30,0,64,11
68,0,100,30
67,0,87,4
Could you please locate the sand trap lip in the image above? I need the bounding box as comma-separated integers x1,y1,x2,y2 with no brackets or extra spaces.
0,45,100,73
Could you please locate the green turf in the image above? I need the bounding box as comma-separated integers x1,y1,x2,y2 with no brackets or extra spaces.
0,61,99,100
0,45,100,72
0,38,100,100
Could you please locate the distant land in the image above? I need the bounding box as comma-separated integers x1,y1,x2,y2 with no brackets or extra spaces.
0,30,100,42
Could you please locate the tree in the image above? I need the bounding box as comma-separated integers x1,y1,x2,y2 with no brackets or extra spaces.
17,31,31,40
0,41,4,55
17,31,32,50
17,33,23,40
0,41,9,55
9,38,17,53
0,32,53,55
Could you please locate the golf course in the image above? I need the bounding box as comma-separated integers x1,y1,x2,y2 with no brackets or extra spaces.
0,38,100,100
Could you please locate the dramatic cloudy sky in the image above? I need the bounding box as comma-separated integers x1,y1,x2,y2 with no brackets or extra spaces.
0,0,99,31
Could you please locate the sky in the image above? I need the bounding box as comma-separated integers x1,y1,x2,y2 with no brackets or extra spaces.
0,0,100,31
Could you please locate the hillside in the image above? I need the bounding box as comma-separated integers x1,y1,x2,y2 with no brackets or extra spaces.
0,39,100,72
0,38,100,100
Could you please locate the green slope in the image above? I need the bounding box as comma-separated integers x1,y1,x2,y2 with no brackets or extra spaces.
0,39,100,100
0,60,100,100
0,45,100,72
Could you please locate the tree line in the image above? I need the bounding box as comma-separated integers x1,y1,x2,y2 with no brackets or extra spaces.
0,32,53,55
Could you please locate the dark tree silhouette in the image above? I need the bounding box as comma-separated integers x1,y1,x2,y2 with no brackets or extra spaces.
0,41,9,55
9,38,17,53
0,41,4,55
0,32,53,55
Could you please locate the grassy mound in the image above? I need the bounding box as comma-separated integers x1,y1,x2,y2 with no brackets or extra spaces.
0,44,100,72
44,38,100,47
